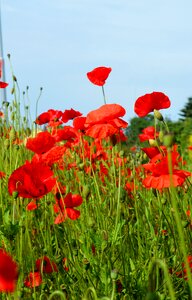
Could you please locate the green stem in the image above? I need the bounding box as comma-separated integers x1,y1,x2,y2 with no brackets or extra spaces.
102,86,107,105
167,149,192,294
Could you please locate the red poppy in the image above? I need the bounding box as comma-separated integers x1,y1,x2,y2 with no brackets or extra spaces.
8,161,56,198
26,131,55,154
62,108,82,123
134,92,171,117
62,258,69,272
24,271,42,288
139,126,159,142
176,255,192,280
87,66,112,86
32,145,66,168
54,193,83,224
0,249,18,292
86,123,118,139
0,81,8,88
0,171,5,179
35,109,63,126
53,126,79,143
141,147,162,160
142,151,191,189
73,116,86,132
36,256,58,274
84,104,127,139
26,199,39,211
85,104,125,126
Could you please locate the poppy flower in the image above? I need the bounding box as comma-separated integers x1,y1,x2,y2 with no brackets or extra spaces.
0,171,5,179
26,199,39,211
73,116,86,131
54,193,83,224
176,255,192,280
87,66,112,86
134,92,171,117
62,108,82,123
8,161,56,198
53,126,79,143
0,249,18,292
86,123,118,139
32,145,66,168
26,131,56,154
139,126,159,142
84,104,127,139
141,147,163,160
36,256,58,274
85,104,125,126
24,271,42,288
0,81,8,88
142,151,191,189
35,109,63,126
0,111,4,118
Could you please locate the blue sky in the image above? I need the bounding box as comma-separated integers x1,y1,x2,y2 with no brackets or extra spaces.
1,0,192,122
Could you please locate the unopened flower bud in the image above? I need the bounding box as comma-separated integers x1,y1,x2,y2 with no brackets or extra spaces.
158,130,164,143
154,109,164,121
163,133,174,148
12,191,19,199
149,139,158,147
111,269,118,280
13,75,17,82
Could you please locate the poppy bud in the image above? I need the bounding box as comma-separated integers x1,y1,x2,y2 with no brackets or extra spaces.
11,87,15,94
149,139,158,147
119,150,124,157
9,128,16,140
13,75,17,82
83,258,90,270
4,139,10,148
111,269,118,280
10,112,15,121
182,220,190,228
2,101,9,107
161,198,167,205
82,185,90,199
158,130,164,143
7,53,11,59
154,109,164,121
78,163,85,170
163,133,174,148
12,191,19,199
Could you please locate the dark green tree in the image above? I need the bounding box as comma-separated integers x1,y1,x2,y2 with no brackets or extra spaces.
179,97,192,120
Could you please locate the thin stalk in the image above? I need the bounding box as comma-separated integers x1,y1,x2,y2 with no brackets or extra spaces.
102,86,107,104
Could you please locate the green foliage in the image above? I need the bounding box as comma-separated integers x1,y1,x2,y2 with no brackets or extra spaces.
179,97,192,120
125,115,154,147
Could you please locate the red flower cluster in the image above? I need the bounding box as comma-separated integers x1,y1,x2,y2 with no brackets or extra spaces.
35,108,82,127
142,149,191,189
24,256,58,288
176,255,192,280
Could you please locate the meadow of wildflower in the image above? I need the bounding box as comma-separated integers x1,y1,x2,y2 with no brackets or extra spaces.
0,63,192,300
